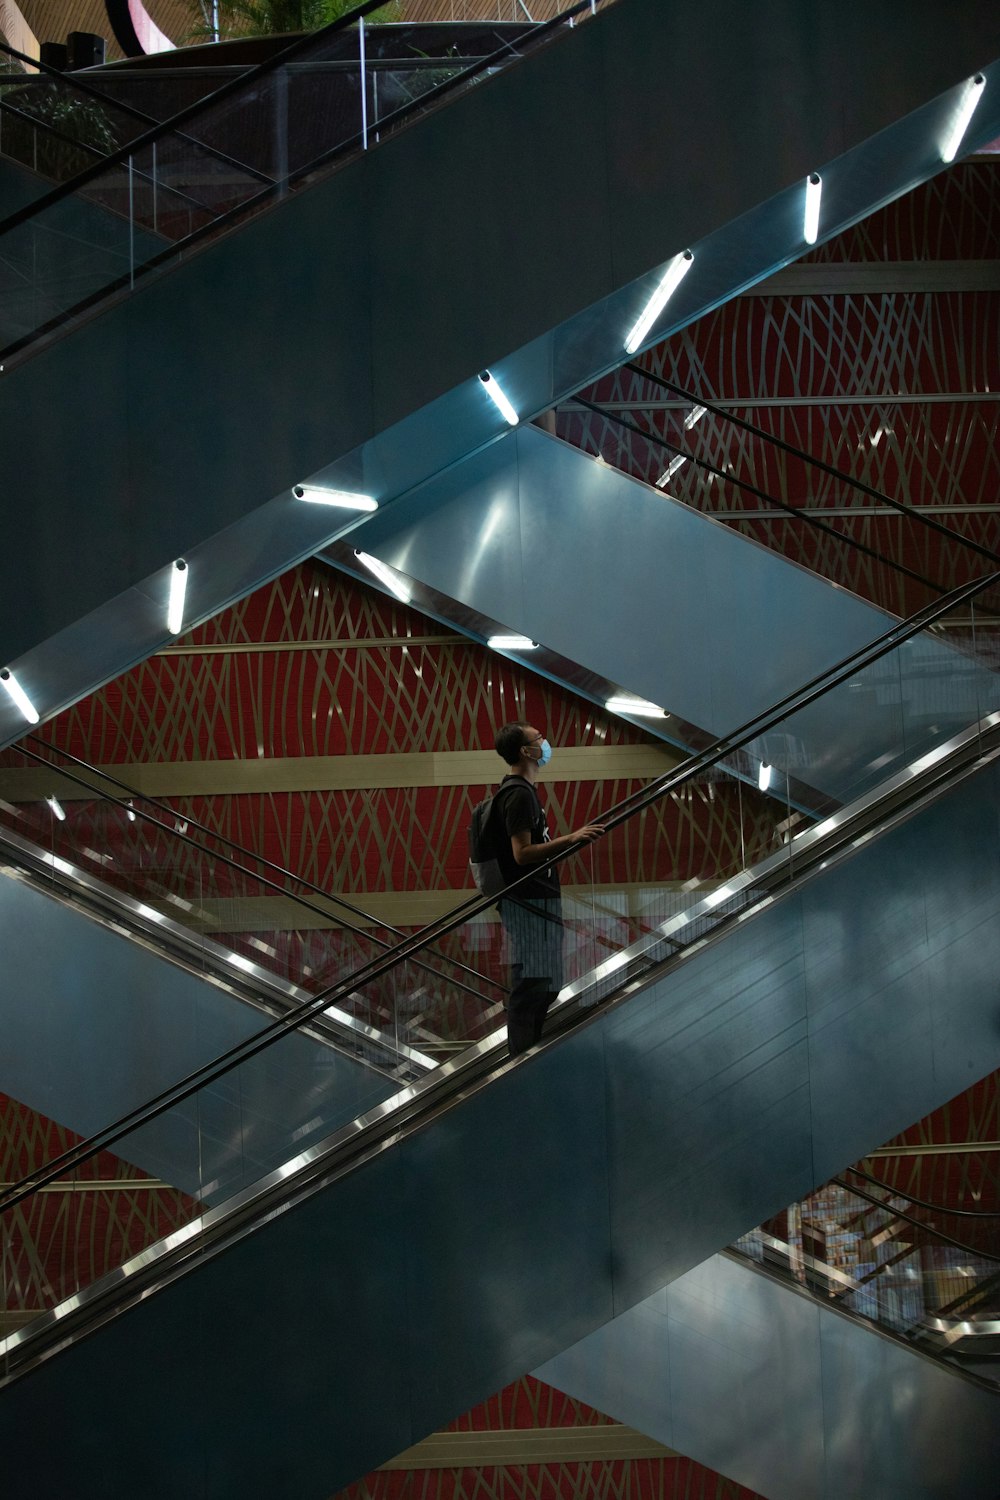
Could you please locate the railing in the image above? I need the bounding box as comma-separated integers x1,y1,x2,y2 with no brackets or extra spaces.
3,566,1000,1367
733,1165,1000,1375
0,0,613,362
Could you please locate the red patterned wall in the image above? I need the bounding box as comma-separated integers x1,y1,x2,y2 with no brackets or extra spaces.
332,1375,766,1500
0,1092,199,1326
564,162,1000,620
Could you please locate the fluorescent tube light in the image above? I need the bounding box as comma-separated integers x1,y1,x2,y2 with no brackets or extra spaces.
46,796,66,821
624,250,694,355
605,695,667,717
803,172,822,245
684,404,707,430
655,454,687,488
354,550,412,604
487,634,537,650
0,668,39,724
941,73,986,163
293,485,377,511
167,559,188,636
758,762,773,792
479,370,519,427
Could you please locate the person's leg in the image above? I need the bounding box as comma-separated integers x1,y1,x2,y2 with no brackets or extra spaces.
508,976,549,1056
502,899,564,1056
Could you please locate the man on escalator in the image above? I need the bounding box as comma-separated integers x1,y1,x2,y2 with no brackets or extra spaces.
492,722,605,1055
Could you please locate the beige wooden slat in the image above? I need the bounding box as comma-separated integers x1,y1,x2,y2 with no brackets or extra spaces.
15,0,192,56
378,1424,678,1469
159,634,466,654
0,743,681,801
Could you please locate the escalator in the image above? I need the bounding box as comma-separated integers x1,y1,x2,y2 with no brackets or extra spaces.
3,574,1000,1497
537,1170,1000,1498
1,0,999,747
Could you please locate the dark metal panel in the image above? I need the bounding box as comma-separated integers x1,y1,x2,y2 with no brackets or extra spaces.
365,24,615,432
536,1252,1000,1500
803,759,1000,1184
0,1149,414,1500
816,1302,1000,1499
602,886,818,1313
401,1014,613,1438
0,872,394,1198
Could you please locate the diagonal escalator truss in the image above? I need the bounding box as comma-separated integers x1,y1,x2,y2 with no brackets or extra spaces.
4,572,1000,1495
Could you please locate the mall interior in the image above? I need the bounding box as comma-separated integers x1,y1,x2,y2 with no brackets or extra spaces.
0,2,999,1497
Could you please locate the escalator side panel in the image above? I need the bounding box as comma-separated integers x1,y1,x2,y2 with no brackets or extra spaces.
606,756,1000,1315
536,1252,1000,1500
2,0,999,708
4,758,1000,1494
0,872,395,1200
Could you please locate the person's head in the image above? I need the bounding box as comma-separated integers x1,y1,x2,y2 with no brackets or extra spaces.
495,722,551,771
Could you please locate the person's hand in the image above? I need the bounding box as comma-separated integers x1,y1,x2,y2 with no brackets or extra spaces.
571,823,606,844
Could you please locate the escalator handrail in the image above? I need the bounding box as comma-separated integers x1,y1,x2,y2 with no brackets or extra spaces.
0,0,595,243
829,1176,1000,1264
2,564,998,1216
623,361,1000,573
846,1162,1000,1220
11,735,505,1001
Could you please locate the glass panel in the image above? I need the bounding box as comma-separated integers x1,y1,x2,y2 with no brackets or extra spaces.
0,64,158,183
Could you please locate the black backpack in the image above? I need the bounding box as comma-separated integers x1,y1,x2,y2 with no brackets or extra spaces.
468,781,521,898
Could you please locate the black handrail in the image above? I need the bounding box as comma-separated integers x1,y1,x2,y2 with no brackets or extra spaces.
846,1162,1000,1220
2,564,997,1216
829,1175,1000,1263
7,735,505,1003
622,362,1000,571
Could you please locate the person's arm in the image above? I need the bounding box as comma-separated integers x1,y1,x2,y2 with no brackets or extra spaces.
510,823,605,867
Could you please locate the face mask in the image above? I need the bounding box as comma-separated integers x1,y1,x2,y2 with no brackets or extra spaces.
537,737,552,767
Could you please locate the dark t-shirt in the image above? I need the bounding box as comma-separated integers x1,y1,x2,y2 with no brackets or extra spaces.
495,775,561,901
